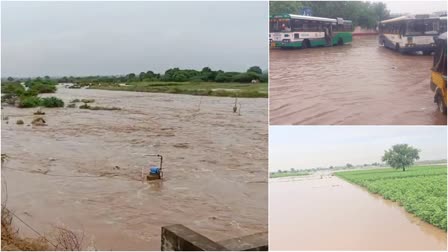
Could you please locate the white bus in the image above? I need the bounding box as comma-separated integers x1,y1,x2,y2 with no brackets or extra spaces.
269,14,353,49
379,14,441,54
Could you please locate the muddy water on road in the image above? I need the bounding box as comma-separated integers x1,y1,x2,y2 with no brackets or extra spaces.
270,35,447,125
269,174,447,250
1,87,268,250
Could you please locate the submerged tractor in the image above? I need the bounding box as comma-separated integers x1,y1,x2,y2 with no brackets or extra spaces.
430,32,447,114
143,154,164,181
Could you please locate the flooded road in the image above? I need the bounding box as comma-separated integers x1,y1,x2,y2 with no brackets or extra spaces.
269,173,447,250
1,87,268,250
270,35,447,125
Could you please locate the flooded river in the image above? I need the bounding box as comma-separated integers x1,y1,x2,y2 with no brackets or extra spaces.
269,173,447,250
1,87,268,250
270,35,447,125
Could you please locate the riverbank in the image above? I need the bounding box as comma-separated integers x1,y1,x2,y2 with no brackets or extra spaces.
87,81,268,98
335,165,447,231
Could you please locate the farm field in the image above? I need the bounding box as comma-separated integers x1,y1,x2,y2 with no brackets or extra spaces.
335,165,447,231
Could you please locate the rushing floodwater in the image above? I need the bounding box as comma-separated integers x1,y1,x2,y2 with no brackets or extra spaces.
1,87,268,250
269,173,447,250
270,35,447,125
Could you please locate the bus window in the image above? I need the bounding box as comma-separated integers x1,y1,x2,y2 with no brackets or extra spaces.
270,19,291,32
406,19,438,35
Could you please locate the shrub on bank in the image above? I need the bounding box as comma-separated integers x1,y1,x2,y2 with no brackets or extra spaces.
41,97,64,108
18,96,42,108
29,83,57,94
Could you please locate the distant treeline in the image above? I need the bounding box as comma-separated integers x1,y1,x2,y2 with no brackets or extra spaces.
8,66,269,85
270,1,390,28
273,162,384,174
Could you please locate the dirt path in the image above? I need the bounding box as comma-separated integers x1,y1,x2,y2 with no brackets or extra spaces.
1,87,268,250
269,174,447,250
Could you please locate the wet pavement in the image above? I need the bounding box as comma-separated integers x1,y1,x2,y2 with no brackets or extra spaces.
1,87,268,250
269,173,447,250
270,35,447,125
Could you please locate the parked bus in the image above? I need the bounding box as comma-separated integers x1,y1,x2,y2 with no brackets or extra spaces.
439,16,447,33
379,14,441,54
269,14,353,49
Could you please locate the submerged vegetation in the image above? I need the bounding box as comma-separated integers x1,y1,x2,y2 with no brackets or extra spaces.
270,170,309,178
335,165,447,231
1,78,64,108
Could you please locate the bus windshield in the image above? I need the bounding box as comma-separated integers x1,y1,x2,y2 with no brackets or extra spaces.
270,19,291,32
406,19,438,35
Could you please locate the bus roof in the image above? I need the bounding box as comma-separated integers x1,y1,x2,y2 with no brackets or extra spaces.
270,14,337,23
381,15,440,24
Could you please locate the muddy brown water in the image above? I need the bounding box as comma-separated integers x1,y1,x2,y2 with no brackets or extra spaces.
269,173,447,250
1,87,268,250
270,35,447,125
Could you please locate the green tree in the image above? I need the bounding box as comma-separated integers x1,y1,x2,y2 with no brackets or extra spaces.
7,77,14,81
346,163,353,168
127,73,136,81
139,72,146,81
247,66,262,75
270,1,303,15
382,144,420,171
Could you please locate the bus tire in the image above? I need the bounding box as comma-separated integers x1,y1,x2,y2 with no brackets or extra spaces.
423,50,432,56
395,43,400,52
337,38,344,46
301,40,310,49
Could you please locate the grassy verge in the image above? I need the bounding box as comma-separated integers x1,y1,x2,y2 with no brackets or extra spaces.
88,81,268,98
335,165,447,231
270,171,310,178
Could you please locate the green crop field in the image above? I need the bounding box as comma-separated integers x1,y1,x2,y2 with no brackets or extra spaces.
335,165,447,231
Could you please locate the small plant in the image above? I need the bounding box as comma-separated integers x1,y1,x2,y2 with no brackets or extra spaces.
18,96,42,108
79,103,91,109
41,97,64,108
66,103,76,108
34,108,45,115
31,117,46,126
16,120,24,125
80,99,95,103
70,99,80,103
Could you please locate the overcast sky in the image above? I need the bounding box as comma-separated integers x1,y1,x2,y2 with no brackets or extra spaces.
1,1,268,77
269,126,447,171
381,0,446,14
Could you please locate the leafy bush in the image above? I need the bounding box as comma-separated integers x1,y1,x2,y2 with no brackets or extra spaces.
41,97,64,108
79,103,91,109
1,83,25,95
18,96,42,108
29,83,56,94
231,72,261,83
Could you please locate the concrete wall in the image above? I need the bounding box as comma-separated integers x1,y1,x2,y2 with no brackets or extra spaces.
161,224,268,251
